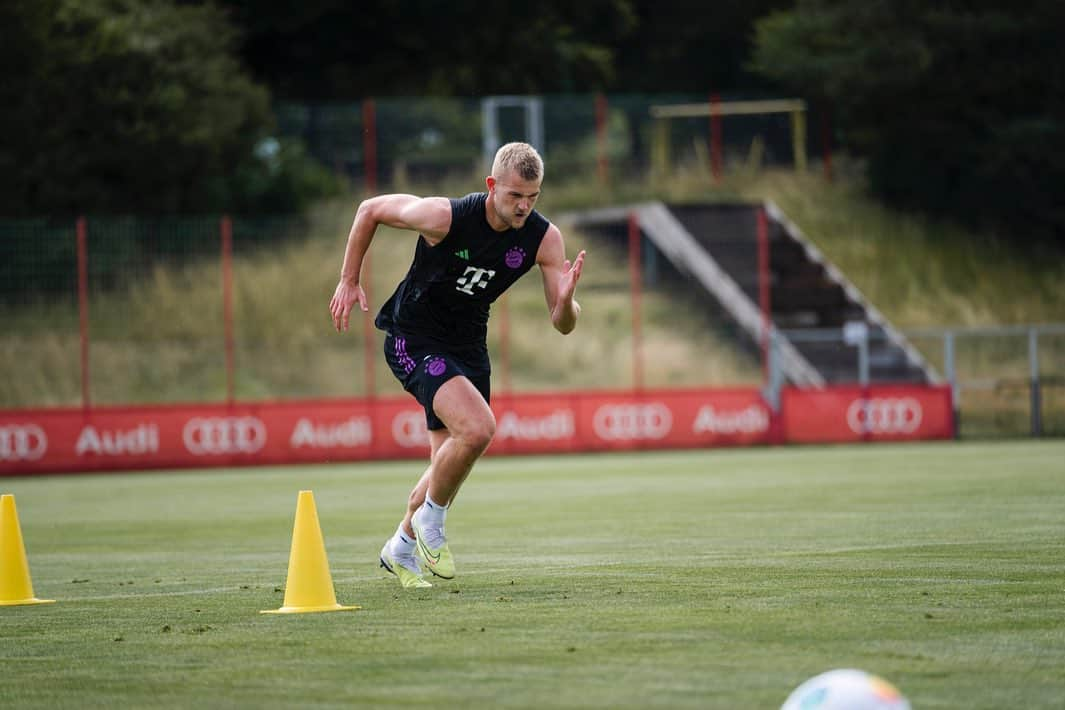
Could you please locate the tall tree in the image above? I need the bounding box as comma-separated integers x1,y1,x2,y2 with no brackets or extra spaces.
613,0,792,93
0,0,274,215
216,0,792,98
752,0,1065,243
215,0,638,98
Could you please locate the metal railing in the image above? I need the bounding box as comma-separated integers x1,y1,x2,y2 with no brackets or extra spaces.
764,323,1065,438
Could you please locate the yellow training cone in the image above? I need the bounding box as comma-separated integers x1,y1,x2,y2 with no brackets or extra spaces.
1,494,55,607
261,490,359,614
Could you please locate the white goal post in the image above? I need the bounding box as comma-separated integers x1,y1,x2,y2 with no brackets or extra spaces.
649,98,808,177
481,96,545,173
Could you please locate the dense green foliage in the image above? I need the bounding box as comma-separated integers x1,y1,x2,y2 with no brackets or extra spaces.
223,0,1064,244
751,1,1065,244
0,0,340,216
217,0,790,98
3,442,1064,708
218,0,635,97
2,0,1059,244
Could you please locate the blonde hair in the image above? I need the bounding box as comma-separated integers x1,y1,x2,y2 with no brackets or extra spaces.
491,142,544,182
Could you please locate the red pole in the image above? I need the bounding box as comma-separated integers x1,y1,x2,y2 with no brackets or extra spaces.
757,207,771,384
595,93,609,185
76,216,90,410
628,211,643,391
221,216,235,405
362,98,378,194
709,93,723,185
362,250,376,398
499,292,512,395
821,103,834,182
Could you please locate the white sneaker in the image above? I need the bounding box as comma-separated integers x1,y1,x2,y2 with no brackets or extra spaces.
411,507,455,579
379,542,432,588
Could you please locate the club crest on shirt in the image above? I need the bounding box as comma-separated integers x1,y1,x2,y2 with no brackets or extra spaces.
425,356,447,377
504,247,526,269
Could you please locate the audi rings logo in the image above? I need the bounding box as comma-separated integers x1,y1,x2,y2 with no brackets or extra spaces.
593,403,673,440
846,398,922,435
0,424,48,461
392,411,429,448
183,417,266,455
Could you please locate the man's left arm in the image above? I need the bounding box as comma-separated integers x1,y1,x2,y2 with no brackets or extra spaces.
536,225,585,335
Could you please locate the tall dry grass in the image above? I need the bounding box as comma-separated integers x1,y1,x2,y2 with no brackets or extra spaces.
2,167,1061,408
733,166,1065,327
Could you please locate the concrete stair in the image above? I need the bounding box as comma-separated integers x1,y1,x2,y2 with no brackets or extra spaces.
563,201,937,386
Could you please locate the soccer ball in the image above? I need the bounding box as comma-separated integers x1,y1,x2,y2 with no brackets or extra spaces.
781,669,911,710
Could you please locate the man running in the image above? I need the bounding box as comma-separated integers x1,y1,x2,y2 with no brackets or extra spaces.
329,142,585,587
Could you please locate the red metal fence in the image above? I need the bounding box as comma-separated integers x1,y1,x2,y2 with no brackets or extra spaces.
0,209,963,475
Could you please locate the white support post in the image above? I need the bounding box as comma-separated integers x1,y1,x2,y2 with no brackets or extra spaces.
763,326,785,413
944,330,959,439
1029,327,1042,437
481,96,545,173
843,321,870,386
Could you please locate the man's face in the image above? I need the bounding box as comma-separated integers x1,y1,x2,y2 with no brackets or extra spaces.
488,171,541,229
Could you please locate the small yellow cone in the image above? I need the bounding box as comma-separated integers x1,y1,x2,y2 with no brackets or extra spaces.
1,494,55,607
261,490,359,614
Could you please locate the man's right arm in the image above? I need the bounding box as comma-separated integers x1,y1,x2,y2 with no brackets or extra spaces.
330,194,451,332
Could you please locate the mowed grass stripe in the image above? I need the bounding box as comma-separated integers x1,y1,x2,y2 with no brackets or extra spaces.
1,440,1063,709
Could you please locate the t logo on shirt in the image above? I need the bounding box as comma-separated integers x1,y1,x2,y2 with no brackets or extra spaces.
455,266,496,295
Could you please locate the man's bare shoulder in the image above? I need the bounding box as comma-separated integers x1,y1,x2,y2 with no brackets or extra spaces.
364,194,451,240
535,223,565,266
408,196,453,243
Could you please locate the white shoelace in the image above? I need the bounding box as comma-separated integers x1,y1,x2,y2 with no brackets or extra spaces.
415,508,447,549
397,553,423,575
419,522,447,549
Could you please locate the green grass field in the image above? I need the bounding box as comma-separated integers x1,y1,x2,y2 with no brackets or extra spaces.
2,441,1063,709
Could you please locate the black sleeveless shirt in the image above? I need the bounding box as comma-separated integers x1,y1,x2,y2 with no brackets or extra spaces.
375,192,550,345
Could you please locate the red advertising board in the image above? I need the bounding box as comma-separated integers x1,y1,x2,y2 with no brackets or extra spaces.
0,399,427,475
488,388,772,455
781,385,954,444
0,385,952,476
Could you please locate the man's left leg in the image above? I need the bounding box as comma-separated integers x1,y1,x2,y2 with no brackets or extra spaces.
410,376,495,579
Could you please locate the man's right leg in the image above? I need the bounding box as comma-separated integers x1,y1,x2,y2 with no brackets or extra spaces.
380,431,446,589
399,430,448,540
